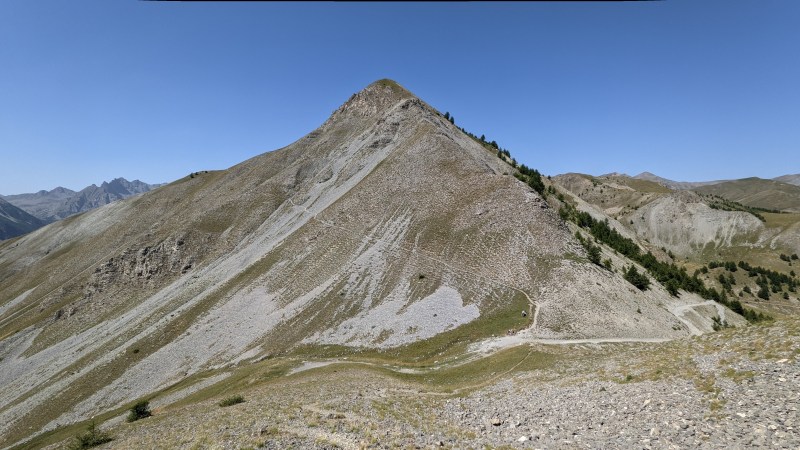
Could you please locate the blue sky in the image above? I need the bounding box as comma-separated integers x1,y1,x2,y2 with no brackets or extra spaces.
1,1,798,194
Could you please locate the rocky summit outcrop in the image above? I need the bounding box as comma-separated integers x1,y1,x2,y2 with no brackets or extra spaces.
0,80,738,448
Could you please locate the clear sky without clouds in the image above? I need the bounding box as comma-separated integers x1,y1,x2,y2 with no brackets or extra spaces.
1,1,798,194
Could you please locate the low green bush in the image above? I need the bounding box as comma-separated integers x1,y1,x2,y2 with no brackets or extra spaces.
127,400,151,422
219,394,245,407
68,422,112,449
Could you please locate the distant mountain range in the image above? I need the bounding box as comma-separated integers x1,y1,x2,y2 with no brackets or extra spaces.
632,171,727,190
630,172,800,212
0,178,161,240
633,171,800,191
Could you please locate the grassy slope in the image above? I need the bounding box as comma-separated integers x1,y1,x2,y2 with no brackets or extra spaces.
25,315,799,450
695,178,800,212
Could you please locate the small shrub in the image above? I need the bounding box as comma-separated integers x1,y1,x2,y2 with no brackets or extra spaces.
711,315,730,331
219,395,245,407
69,422,112,449
127,400,151,422
586,242,602,266
624,265,650,291
665,278,680,297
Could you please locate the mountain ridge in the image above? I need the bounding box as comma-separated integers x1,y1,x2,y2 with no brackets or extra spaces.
633,171,727,190
694,177,800,212
0,79,746,448
773,173,800,187
2,177,161,225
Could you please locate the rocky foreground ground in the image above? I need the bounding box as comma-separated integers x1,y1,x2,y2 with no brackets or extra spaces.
44,317,798,450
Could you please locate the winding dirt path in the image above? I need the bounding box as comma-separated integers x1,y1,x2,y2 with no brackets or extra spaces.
670,300,724,335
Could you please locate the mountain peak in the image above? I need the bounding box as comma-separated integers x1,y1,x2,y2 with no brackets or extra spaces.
327,79,416,124
367,78,413,97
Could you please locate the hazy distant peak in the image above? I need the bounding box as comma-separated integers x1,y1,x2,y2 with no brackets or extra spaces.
3,177,159,224
600,172,630,178
773,174,800,186
633,171,726,190
633,171,668,182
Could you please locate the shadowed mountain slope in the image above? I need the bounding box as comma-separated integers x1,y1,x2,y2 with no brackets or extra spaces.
0,80,732,447
0,198,46,240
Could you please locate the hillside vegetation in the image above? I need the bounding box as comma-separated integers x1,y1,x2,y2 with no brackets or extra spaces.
695,177,800,213
552,172,800,326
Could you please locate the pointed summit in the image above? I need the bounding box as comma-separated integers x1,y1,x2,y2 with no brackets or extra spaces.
358,78,415,104
326,79,417,125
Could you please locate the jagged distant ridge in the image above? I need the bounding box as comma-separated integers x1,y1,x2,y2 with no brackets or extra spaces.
2,177,161,223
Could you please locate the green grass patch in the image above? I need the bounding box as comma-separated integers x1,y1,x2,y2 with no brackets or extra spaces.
762,212,800,229
721,367,755,383
218,394,245,407
289,344,557,395
394,346,555,391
